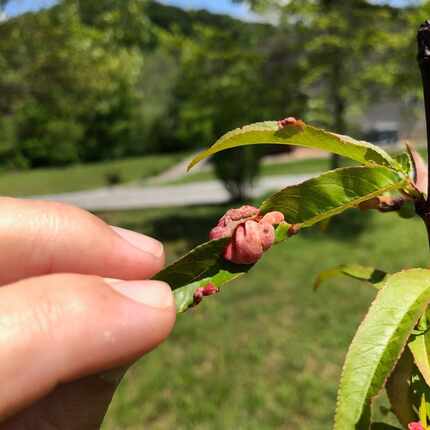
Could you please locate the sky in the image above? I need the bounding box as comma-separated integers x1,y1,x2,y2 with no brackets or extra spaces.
3,0,416,21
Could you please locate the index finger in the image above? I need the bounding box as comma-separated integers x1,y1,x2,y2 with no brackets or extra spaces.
0,198,165,285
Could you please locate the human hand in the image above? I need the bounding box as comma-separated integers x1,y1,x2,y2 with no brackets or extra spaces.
0,198,176,429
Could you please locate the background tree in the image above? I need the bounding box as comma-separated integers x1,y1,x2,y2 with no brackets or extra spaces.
238,0,417,168
169,24,307,200
0,0,423,177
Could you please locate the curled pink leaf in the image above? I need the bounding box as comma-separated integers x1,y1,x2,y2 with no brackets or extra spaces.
259,211,285,225
225,220,264,265
209,205,259,241
209,225,230,241
209,205,286,265
227,205,259,221
258,222,276,251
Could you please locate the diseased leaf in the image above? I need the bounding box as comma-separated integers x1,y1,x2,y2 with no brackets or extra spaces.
409,316,430,387
259,166,407,226
154,238,230,290
173,269,243,313
156,222,293,313
314,264,388,291
335,269,430,430
155,238,257,313
188,121,400,171
156,167,405,313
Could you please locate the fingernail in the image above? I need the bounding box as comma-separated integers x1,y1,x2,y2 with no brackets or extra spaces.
111,226,164,259
106,279,173,309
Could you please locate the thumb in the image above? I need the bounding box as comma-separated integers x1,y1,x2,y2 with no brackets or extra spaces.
0,273,176,420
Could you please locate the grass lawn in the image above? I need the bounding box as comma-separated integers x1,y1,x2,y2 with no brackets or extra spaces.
98,205,429,429
0,153,186,197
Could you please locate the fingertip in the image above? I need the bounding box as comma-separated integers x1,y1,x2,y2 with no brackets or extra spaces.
106,279,174,310
110,226,166,278
111,226,164,260
104,278,176,350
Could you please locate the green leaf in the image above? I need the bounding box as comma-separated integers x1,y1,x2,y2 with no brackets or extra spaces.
156,166,406,313
420,394,427,428
154,238,255,313
386,348,417,428
188,121,400,171
335,269,430,430
409,316,430,387
410,366,430,425
394,152,413,177
259,166,407,226
155,222,294,313
314,264,388,291
154,238,230,290
172,268,245,313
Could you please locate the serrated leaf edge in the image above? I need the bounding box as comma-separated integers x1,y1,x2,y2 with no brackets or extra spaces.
334,269,430,430
260,166,408,226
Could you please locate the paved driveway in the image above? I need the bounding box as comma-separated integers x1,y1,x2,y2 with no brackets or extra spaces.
32,174,316,211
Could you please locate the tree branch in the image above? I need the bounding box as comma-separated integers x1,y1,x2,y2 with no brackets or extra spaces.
417,20,430,204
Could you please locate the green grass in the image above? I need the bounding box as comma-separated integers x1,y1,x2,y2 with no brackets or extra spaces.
98,205,429,429
0,153,186,197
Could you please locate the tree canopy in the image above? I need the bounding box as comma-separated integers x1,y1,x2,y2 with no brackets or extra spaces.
0,0,426,169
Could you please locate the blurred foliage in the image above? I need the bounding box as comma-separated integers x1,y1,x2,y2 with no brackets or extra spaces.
212,147,263,202
0,0,277,169
0,0,428,196
237,0,428,130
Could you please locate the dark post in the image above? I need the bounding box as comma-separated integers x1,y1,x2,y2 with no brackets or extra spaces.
416,21,430,246
418,20,430,202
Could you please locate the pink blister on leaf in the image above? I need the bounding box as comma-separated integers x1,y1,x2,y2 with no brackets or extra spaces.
209,205,285,265
193,283,220,306
277,117,305,130
209,205,259,241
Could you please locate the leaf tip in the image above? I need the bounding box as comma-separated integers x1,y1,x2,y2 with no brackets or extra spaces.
313,278,322,291
187,154,202,171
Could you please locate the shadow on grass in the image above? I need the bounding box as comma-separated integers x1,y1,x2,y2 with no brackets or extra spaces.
100,204,231,248
99,204,372,253
300,208,373,241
